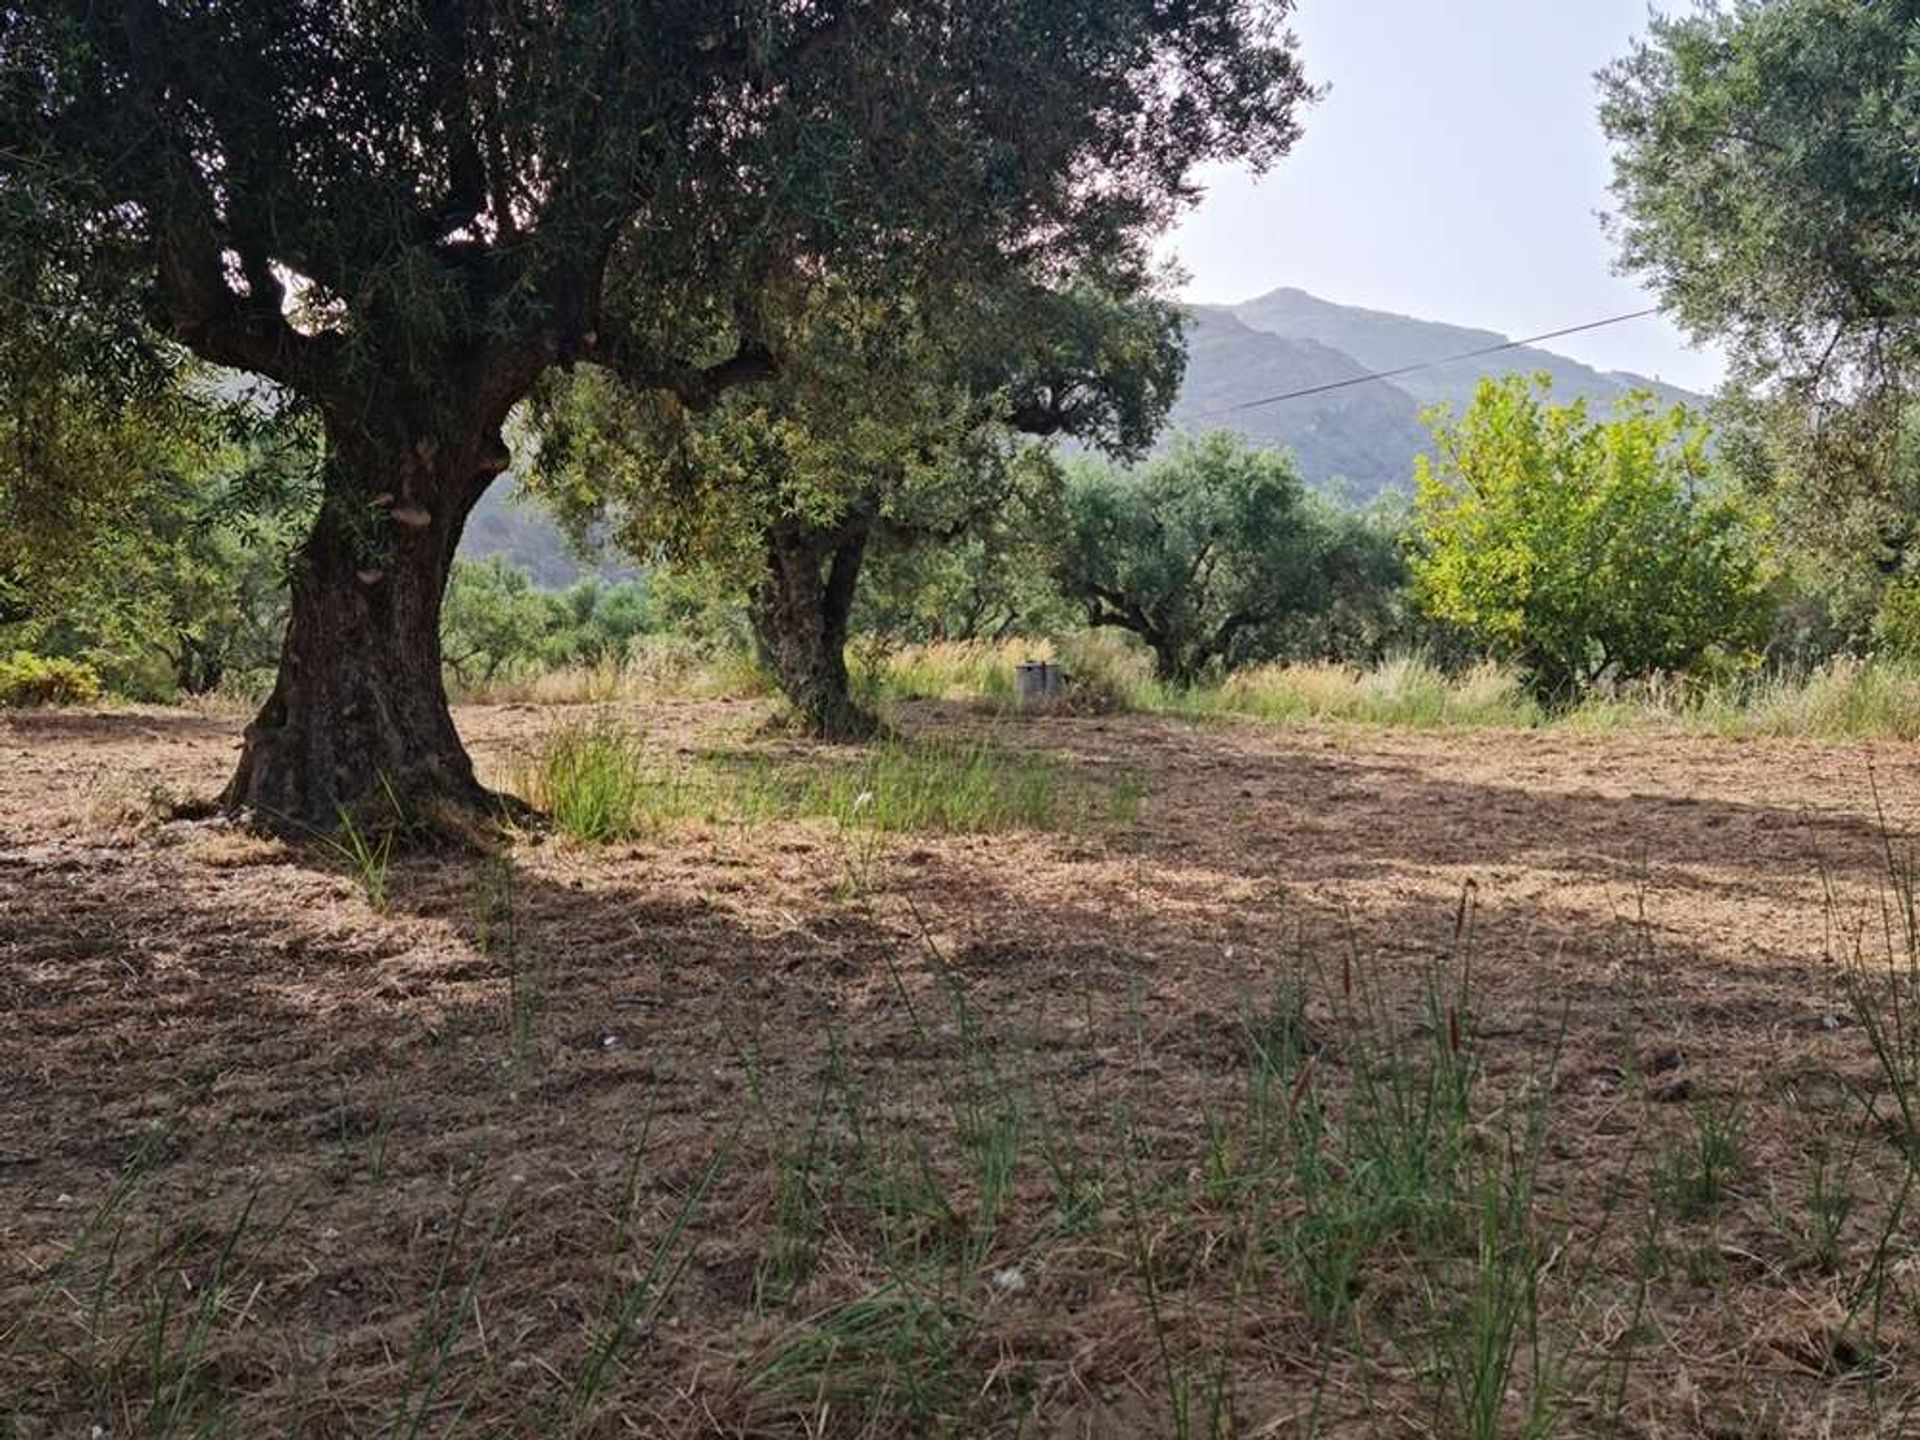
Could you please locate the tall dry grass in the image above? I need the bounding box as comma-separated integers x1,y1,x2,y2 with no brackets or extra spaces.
876,642,1920,741
1193,655,1539,728
451,637,772,706
450,627,1920,744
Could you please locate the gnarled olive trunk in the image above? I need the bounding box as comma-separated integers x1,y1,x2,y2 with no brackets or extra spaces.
222,425,508,832
1149,640,1195,688
750,516,877,742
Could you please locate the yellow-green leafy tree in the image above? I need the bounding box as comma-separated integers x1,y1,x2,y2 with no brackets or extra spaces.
1412,376,1770,699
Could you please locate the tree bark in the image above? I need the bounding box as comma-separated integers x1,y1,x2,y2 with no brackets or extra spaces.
749,518,878,742
1150,640,1196,688
222,424,508,832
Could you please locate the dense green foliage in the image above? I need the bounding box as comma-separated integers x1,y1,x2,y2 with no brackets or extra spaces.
0,110,193,625
1411,377,1769,698
853,501,1075,645
0,233,229,652
1704,389,1920,654
17,0,1916,745
1053,433,1402,684
531,278,1188,734
1601,0,1919,398
532,283,1169,588
441,559,653,687
1602,0,1920,656
0,344,316,699
1873,576,1920,661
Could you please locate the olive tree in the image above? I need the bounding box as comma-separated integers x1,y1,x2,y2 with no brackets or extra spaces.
1053,432,1367,685
4,1,1309,824
853,500,1077,647
532,280,1189,737
1601,0,1920,630
0,242,311,697
0,200,210,633
1601,0,1919,398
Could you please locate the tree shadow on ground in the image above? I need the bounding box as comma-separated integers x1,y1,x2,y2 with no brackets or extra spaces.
910,702,1911,908
4,700,1913,1434
0,706,242,745
1,804,1901,1437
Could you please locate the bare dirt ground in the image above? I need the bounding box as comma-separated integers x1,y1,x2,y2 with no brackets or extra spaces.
5,699,1920,1437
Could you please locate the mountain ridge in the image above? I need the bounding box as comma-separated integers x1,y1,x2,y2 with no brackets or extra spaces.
1164,287,1705,499
1225,286,1697,413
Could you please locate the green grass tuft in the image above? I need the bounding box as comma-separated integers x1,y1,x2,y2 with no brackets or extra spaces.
511,723,1138,842
519,723,652,842
745,1286,977,1428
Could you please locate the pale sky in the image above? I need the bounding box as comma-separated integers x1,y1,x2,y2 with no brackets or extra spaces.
1165,0,1726,393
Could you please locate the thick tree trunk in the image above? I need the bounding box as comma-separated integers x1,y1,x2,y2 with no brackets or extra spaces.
1149,637,1195,688
750,518,878,742
222,427,506,832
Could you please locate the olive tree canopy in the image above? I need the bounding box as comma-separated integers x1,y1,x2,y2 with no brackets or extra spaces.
1601,0,1920,397
531,276,1186,737
1601,1,1920,617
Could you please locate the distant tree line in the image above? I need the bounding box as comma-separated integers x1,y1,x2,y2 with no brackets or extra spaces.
0,359,1881,721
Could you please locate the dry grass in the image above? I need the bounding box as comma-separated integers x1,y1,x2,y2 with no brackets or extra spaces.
7,699,1920,1435
453,637,773,707
1698,656,1920,740
875,640,1920,742
1194,655,1538,728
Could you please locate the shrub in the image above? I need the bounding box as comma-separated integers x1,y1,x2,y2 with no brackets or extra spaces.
0,651,103,707
1873,577,1920,660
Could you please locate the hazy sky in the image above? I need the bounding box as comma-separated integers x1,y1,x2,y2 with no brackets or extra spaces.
1165,0,1725,392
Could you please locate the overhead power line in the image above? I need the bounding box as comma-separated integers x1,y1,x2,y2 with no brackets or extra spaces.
1189,307,1662,419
